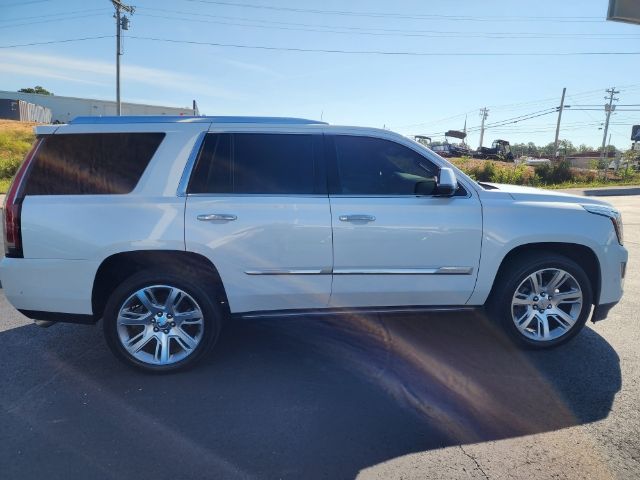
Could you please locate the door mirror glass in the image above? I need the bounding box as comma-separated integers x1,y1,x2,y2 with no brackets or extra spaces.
436,167,458,196
414,179,437,196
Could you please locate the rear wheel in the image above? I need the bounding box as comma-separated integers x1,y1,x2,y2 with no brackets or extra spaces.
489,252,593,348
103,270,222,372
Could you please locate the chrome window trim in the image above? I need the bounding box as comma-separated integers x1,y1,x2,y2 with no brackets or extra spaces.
327,192,472,199
176,130,208,197
186,193,329,198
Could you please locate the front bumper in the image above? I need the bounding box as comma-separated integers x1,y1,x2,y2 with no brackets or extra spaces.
593,242,627,322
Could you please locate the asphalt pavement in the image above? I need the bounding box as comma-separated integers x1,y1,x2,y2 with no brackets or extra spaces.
0,194,638,479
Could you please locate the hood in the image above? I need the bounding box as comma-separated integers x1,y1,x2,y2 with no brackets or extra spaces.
480,183,610,206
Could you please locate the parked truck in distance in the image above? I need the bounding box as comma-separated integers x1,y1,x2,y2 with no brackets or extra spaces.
474,139,514,161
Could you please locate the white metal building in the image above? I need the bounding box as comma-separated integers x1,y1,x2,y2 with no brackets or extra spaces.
0,90,196,123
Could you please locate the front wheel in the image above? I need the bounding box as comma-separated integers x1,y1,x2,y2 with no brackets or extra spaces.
489,252,593,349
103,270,222,372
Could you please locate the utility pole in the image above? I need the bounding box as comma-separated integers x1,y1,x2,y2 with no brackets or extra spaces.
111,0,135,116
553,87,566,159
478,107,489,149
600,87,619,167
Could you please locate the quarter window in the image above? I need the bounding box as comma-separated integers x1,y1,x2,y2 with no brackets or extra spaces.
332,135,439,195
24,133,164,195
188,133,323,195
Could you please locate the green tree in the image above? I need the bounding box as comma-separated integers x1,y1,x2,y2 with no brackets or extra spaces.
18,86,53,95
578,144,592,153
558,139,575,157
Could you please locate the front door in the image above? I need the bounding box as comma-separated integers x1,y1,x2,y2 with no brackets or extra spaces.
326,134,482,307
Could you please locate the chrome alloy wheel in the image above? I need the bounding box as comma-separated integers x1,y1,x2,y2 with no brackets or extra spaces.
511,268,583,342
116,285,204,365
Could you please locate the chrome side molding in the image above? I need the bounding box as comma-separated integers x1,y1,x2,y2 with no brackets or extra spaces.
244,269,331,275
333,267,474,275
245,267,473,275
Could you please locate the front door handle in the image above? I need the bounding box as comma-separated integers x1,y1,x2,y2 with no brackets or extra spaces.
338,214,376,222
197,213,237,222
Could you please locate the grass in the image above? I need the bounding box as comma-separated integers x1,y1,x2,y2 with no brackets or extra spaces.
0,120,36,193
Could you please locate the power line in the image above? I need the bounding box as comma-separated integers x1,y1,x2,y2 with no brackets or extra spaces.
0,13,107,29
134,10,640,40
180,0,604,22
3,0,53,6
126,36,640,57
4,34,640,57
0,8,110,23
0,35,113,49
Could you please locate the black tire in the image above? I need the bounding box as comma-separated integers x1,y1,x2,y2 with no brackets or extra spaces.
487,251,593,349
103,269,222,373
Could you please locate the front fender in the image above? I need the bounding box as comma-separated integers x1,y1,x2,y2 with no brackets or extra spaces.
467,199,612,305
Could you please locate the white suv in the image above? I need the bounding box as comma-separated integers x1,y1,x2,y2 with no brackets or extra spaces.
0,116,627,372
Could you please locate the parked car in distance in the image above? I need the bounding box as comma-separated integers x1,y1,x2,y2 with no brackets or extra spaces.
0,116,628,372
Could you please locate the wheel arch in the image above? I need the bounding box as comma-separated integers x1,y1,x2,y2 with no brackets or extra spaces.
485,242,601,307
92,250,230,321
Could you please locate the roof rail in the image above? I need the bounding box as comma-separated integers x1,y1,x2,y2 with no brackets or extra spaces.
68,116,328,125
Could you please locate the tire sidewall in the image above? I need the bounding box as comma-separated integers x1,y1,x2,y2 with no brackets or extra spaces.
494,254,593,349
103,270,221,373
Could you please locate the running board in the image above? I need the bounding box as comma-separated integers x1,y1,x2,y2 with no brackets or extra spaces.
234,305,480,320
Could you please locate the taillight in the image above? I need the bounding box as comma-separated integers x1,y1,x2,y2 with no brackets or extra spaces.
3,138,42,258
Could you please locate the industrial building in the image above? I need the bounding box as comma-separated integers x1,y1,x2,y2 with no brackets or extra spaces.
0,90,197,123
0,99,52,123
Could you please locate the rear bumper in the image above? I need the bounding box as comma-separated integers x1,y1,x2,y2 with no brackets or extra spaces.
0,257,98,317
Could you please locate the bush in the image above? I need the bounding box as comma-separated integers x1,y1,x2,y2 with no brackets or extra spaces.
534,161,574,184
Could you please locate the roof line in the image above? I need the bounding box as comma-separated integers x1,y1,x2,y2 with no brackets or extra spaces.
68,115,328,125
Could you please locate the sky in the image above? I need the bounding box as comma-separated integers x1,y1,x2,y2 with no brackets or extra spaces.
1,0,640,150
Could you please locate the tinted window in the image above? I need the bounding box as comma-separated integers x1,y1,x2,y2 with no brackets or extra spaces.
189,133,322,194
333,136,438,195
25,133,164,195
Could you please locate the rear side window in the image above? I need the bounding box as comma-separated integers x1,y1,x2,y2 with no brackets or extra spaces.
188,133,324,195
24,133,164,195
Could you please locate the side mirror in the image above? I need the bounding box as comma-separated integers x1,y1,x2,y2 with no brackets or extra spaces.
435,167,458,196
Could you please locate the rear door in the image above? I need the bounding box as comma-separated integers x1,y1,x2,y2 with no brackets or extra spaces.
184,130,332,314
327,133,482,307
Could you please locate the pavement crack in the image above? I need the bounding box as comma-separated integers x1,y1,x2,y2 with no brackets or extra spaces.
459,445,490,480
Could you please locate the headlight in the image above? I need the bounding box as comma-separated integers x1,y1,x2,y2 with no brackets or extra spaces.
582,204,624,245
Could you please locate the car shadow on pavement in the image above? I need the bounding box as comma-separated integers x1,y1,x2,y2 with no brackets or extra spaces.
0,311,620,480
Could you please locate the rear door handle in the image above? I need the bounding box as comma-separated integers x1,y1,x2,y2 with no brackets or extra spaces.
197,213,237,222
338,214,376,222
